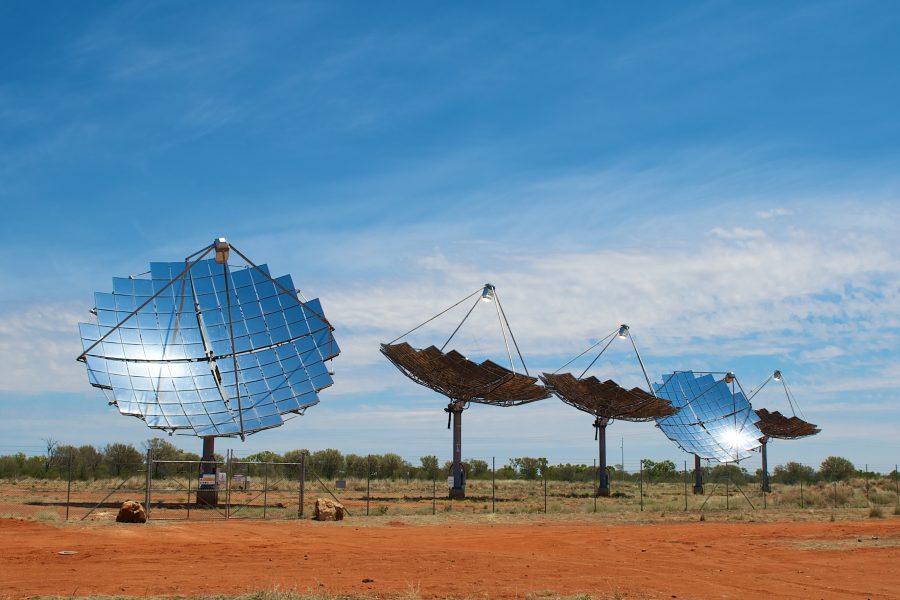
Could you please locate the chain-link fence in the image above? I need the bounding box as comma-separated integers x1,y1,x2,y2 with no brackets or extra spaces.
1,452,897,521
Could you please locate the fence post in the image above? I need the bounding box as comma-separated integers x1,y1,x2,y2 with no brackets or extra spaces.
144,449,152,518
225,449,232,519
833,482,837,511
366,458,371,517
725,471,730,511
683,460,687,511
263,462,269,519
432,477,436,515
639,460,644,512
593,459,597,513
543,475,547,514
895,464,899,508
65,450,73,521
187,465,192,520
865,463,870,503
299,453,306,519
799,478,803,509
491,457,495,514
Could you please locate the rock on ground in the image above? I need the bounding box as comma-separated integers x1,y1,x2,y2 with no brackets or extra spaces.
313,498,345,521
116,500,147,523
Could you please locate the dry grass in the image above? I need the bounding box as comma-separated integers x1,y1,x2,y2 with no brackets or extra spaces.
3,475,898,524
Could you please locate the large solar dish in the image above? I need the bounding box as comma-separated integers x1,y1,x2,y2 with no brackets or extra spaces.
381,342,548,406
653,371,763,463
540,324,675,497
381,283,548,499
77,239,339,440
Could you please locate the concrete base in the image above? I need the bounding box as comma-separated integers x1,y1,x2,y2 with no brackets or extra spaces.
196,489,218,506
448,487,466,500
596,486,610,497
692,485,704,495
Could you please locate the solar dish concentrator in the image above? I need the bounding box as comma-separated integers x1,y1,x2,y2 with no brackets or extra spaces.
77,239,339,440
749,370,820,492
653,371,763,463
540,324,676,496
381,284,549,499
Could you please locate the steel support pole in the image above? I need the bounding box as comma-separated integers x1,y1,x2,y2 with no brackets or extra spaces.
760,438,770,493
197,437,217,506
639,460,644,511
693,454,704,495
491,456,495,513
449,402,465,500
683,460,688,511
595,418,610,497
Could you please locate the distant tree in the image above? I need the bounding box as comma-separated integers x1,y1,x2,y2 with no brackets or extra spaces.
344,454,369,478
103,443,143,476
245,450,282,463
542,463,594,482
378,453,409,479
468,459,489,478
420,455,439,480
144,438,181,460
642,459,677,480
43,438,61,473
510,457,548,480
772,462,816,484
710,464,748,485
75,445,104,479
495,464,517,479
309,449,344,479
819,456,855,481
144,438,182,477
282,449,308,464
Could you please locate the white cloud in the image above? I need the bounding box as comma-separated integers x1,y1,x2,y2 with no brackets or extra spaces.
756,208,792,219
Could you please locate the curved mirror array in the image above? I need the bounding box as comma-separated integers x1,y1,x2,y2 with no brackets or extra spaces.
78,258,339,437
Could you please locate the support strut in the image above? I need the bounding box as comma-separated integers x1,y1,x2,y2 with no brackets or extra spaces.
446,401,466,499
693,454,704,495
197,436,218,506
594,417,610,497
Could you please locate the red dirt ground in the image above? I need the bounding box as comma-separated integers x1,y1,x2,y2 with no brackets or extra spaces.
2,517,899,599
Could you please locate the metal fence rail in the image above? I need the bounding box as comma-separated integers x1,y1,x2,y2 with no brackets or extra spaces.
1,454,897,521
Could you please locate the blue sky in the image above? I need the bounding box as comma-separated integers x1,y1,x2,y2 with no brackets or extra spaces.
1,1,899,473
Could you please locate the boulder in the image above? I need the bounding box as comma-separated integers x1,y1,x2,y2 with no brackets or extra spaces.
313,498,345,521
116,500,147,523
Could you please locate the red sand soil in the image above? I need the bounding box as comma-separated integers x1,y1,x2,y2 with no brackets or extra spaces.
2,517,899,599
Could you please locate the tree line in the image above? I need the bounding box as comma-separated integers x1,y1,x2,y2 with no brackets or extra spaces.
0,438,887,484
